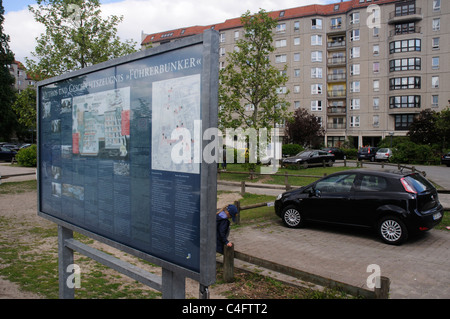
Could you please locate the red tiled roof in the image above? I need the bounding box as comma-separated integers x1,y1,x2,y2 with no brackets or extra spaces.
141,0,400,46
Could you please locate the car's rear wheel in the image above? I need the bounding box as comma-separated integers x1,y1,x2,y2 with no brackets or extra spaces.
378,216,408,245
282,205,304,228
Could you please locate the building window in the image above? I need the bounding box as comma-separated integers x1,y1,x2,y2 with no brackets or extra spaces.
389,95,421,109
276,23,286,33
389,39,421,53
311,67,323,79
432,18,440,31
275,54,287,63
373,115,380,127
373,44,380,56
311,35,322,46
350,47,360,59
389,77,421,90
351,98,360,110
394,22,417,35
234,30,239,40
432,95,439,108
311,51,323,62
293,53,300,62
294,101,300,109
432,76,439,88
395,2,416,17
294,69,301,77
350,12,360,24
220,33,226,43
373,97,380,110
389,58,421,72
432,37,440,49
276,39,287,48
220,47,226,56
294,37,300,45
311,100,323,111
311,18,322,30
350,64,360,76
373,80,380,92
331,17,342,29
350,29,360,41
311,84,323,95
294,85,300,93
294,21,300,31
432,57,440,69
395,114,415,131
350,81,360,93
433,0,441,11
373,62,380,73
350,116,360,127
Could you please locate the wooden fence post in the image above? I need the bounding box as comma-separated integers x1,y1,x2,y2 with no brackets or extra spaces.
223,244,234,283
374,276,390,299
240,181,245,195
285,172,291,191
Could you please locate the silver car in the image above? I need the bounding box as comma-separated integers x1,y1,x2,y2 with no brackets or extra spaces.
375,148,393,162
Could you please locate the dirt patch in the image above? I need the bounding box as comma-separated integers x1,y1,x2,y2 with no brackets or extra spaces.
0,187,244,299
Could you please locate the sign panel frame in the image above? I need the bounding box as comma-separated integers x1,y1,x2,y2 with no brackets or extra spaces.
37,30,219,287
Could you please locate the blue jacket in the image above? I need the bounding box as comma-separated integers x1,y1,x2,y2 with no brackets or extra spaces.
216,213,230,254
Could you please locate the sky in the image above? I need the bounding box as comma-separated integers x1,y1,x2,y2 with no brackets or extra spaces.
3,0,335,65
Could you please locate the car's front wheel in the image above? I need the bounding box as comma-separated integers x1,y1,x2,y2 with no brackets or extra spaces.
378,216,408,245
282,205,304,228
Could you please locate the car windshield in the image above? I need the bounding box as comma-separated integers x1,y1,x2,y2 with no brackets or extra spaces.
404,174,434,193
378,148,388,152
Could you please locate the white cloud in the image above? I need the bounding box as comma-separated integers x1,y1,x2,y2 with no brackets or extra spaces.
5,0,332,65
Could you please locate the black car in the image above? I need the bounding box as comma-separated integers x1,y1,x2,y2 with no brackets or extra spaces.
0,146,17,162
275,169,443,245
322,147,345,160
282,150,335,168
357,146,378,162
441,152,450,167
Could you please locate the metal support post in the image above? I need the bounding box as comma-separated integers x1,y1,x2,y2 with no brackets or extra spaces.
58,225,74,299
162,268,186,299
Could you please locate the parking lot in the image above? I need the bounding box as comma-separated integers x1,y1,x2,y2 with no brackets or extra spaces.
225,163,450,299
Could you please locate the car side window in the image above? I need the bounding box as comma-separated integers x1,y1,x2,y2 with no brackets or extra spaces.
359,175,388,191
315,174,357,193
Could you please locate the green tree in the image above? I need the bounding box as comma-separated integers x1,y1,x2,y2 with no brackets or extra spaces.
407,109,438,146
0,0,17,140
27,0,137,78
12,86,37,131
435,107,450,151
218,9,291,132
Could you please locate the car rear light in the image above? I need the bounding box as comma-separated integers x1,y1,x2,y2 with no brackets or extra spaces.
419,227,429,231
401,178,417,194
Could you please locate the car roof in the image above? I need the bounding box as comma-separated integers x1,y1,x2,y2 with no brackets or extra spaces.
330,169,408,178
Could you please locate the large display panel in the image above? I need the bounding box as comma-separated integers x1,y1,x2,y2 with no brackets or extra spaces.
37,32,218,282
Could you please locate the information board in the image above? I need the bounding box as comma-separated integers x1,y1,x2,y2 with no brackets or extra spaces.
37,31,218,284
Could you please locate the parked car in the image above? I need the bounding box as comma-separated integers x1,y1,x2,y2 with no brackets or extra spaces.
0,146,17,162
357,146,378,162
375,148,393,162
322,147,345,159
441,152,450,167
282,150,335,168
275,169,443,245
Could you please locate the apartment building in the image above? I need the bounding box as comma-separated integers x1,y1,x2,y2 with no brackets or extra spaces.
8,60,35,93
141,0,450,148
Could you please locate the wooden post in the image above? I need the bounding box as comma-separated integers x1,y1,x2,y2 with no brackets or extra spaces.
240,181,245,195
374,276,390,299
285,171,291,191
223,244,234,283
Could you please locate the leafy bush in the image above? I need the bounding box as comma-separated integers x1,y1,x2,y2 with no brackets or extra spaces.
389,141,440,165
282,144,303,157
342,148,357,159
16,144,37,167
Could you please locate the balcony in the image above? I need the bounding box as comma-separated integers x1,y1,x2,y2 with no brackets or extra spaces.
389,26,421,37
327,73,346,82
327,57,346,66
327,107,346,115
388,7,422,25
327,123,346,130
327,41,346,50
327,89,346,98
